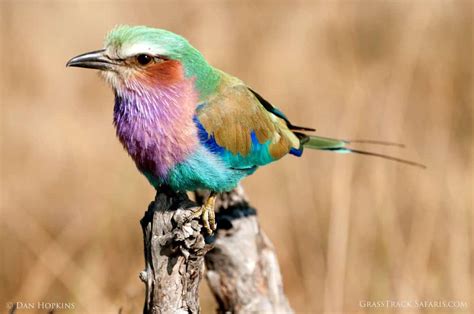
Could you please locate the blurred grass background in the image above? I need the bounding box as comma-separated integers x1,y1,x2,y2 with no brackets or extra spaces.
0,1,472,313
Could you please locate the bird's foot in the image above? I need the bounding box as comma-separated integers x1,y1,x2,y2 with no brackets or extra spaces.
191,193,217,234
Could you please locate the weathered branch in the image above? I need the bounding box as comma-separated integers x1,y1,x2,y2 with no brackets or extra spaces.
140,185,292,314
140,187,213,314
199,186,293,313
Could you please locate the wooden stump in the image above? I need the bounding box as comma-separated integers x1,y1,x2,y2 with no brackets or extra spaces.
140,187,213,314
140,186,292,314
199,186,293,313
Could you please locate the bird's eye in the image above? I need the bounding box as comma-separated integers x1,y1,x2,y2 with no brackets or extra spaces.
136,54,152,65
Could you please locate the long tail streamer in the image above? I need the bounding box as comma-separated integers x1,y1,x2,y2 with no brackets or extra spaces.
302,135,426,169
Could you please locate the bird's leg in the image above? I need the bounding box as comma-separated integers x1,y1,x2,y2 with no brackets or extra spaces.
207,193,217,231
191,192,217,234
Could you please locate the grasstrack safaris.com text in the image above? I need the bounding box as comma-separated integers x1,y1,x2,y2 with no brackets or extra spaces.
359,299,468,310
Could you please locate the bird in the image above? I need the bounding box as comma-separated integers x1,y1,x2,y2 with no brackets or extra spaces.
67,25,424,234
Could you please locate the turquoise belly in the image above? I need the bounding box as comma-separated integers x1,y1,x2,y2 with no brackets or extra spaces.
163,146,254,192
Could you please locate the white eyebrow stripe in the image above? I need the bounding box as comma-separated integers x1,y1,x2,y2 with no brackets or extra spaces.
119,43,168,59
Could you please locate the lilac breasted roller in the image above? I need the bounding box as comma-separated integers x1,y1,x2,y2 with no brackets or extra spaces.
67,25,424,233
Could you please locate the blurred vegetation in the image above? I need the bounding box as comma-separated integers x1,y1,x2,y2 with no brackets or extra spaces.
0,1,472,313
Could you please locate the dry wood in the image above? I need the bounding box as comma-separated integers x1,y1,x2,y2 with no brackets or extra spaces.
140,187,213,314
199,186,293,313
140,186,292,314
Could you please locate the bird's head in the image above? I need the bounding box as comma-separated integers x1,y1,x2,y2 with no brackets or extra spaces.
67,25,216,96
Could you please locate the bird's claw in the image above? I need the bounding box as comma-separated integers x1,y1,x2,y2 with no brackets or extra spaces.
191,194,217,235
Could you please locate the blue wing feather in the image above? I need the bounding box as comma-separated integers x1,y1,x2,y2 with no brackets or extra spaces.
194,116,277,169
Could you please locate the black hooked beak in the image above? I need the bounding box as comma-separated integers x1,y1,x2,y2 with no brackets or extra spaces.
66,49,115,70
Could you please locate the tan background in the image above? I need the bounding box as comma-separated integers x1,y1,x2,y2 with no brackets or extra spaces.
1,1,472,313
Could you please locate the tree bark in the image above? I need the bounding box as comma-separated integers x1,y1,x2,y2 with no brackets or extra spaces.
140,185,292,314
140,187,213,314
198,186,293,314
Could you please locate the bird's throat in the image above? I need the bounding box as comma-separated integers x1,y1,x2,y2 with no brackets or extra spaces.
113,80,199,179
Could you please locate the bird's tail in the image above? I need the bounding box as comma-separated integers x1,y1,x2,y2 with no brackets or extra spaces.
300,135,426,168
